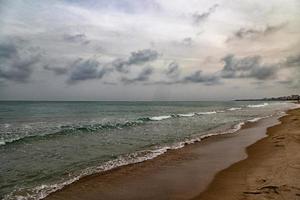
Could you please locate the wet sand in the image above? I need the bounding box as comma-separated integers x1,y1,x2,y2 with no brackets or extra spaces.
45,112,287,200
193,108,300,200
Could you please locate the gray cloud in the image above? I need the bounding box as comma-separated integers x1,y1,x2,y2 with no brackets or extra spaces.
181,37,193,46
67,59,112,84
44,65,69,75
128,49,159,64
284,54,300,67
111,58,128,73
146,59,220,85
121,66,154,84
278,53,300,88
0,43,18,59
112,49,159,73
0,42,40,83
165,61,180,78
63,33,90,45
183,70,219,85
220,54,279,80
228,23,286,42
192,4,218,25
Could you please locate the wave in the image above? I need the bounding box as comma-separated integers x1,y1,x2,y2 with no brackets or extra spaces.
149,115,172,121
3,118,252,200
227,107,242,111
0,110,223,146
247,117,262,122
247,114,273,123
140,110,218,121
196,111,217,115
0,120,146,146
177,113,195,117
247,103,269,108
4,123,11,128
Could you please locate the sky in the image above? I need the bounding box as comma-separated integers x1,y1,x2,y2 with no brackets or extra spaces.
0,0,299,101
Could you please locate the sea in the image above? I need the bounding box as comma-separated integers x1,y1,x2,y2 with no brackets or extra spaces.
0,101,296,199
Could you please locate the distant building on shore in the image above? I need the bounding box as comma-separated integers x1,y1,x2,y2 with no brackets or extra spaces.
236,94,300,102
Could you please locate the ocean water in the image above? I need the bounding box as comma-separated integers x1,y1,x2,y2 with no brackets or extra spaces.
0,101,295,199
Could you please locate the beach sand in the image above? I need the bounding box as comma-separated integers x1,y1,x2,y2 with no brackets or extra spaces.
194,107,300,200
45,108,300,200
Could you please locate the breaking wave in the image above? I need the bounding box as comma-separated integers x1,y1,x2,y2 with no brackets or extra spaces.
1,110,220,146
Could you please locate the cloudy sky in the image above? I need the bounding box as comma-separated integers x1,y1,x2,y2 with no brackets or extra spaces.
0,0,299,100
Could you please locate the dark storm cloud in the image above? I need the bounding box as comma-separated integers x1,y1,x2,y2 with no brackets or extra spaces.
112,49,159,73
227,23,286,42
63,33,90,45
121,66,154,84
220,54,279,80
67,59,112,84
192,4,218,25
0,42,40,83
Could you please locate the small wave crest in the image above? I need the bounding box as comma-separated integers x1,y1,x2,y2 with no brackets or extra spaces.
247,117,262,122
149,115,172,121
196,111,217,115
177,113,195,117
247,103,269,108
227,107,242,111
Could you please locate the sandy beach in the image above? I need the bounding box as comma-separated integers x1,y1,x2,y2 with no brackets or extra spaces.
44,107,300,200
194,107,300,200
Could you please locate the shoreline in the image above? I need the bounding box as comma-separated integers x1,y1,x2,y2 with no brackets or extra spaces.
193,107,300,200
42,109,292,200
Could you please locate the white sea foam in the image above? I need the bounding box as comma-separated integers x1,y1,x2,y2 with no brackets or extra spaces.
247,117,262,122
196,111,217,115
227,107,242,111
4,123,11,128
149,115,172,121
177,113,195,117
247,103,269,108
4,145,183,200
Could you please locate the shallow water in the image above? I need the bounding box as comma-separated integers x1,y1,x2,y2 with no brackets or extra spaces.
0,101,294,199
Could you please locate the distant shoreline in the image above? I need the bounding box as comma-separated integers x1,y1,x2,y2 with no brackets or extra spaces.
235,94,300,101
